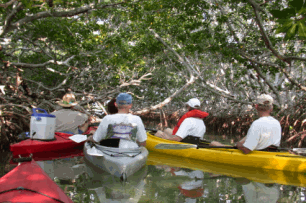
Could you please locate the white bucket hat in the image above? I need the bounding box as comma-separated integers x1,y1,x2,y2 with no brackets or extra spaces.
185,98,201,108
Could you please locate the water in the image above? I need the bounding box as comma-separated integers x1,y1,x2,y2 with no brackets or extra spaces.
1,151,306,202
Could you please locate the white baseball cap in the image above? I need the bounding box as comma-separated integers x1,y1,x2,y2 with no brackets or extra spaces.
186,98,201,108
257,94,274,105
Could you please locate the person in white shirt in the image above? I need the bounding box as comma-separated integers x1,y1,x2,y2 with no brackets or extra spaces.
155,98,209,142
88,93,147,148
210,94,281,154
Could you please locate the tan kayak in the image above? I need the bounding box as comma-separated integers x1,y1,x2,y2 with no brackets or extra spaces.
146,132,306,173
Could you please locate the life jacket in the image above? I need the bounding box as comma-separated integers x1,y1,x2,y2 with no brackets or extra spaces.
172,109,209,135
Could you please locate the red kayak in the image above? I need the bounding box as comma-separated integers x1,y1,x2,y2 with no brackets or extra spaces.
10,126,97,156
10,132,85,156
10,148,84,165
0,160,73,203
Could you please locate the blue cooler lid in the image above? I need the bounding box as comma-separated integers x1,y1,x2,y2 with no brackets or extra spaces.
31,108,55,118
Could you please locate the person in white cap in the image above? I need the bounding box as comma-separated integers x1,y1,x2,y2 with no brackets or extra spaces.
155,98,209,143
88,92,147,148
210,94,281,154
51,93,92,134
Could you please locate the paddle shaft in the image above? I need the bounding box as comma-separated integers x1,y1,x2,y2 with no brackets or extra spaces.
146,128,158,133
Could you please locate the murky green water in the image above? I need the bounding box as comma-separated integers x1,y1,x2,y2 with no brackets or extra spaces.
1,151,306,203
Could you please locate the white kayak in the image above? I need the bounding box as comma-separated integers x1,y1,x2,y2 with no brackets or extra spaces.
83,141,149,181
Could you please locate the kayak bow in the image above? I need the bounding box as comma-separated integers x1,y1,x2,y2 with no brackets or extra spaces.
0,160,73,203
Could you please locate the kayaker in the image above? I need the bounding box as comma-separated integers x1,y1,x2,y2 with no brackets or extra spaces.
107,98,118,114
88,92,147,148
51,93,94,135
155,98,209,143
210,94,282,154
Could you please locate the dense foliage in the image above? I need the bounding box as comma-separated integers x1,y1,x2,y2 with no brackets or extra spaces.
0,0,306,149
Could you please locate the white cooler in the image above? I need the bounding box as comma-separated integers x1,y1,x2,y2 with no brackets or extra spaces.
30,108,56,140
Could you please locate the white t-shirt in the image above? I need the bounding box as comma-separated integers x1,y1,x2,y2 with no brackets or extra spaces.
93,113,147,144
175,118,206,140
243,116,281,151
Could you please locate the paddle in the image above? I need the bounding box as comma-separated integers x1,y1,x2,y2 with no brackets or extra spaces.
154,143,236,150
154,143,306,153
146,128,158,133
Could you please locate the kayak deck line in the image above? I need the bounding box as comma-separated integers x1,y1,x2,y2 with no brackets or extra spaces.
0,160,73,203
0,186,66,203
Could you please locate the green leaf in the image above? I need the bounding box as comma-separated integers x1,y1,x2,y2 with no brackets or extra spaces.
275,20,294,34
285,23,298,39
298,21,306,38
298,7,306,15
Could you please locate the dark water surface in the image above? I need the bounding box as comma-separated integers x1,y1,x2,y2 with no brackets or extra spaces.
1,150,306,203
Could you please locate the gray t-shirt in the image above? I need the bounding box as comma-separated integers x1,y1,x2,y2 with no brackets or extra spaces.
51,109,88,134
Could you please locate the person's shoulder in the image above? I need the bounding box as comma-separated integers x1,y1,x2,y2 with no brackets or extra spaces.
254,116,280,124
183,117,201,122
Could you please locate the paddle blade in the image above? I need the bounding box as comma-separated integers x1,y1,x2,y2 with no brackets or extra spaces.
87,146,104,157
69,134,87,143
154,143,197,150
292,148,306,154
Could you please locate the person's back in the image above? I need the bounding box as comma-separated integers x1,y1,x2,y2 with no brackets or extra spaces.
175,117,206,140
51,93,89,134
155,98,208,142
210,94,282,154
243,116,281,151
94,113,146,148
92,93,147,148
52,109,88,134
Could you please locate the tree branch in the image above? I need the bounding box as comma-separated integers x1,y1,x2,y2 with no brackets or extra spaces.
1,2,125,37
134,75,197,115
10,56,75,68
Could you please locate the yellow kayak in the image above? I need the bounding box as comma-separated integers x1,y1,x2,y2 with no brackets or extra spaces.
147,151,306,187
146,132,306,173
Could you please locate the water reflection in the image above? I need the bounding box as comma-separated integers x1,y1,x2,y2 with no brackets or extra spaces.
234,178,280,203
169,168,205,202
83,157,147,203
2,151,306,202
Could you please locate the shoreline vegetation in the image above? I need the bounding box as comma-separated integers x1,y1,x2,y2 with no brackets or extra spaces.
1,99,305,152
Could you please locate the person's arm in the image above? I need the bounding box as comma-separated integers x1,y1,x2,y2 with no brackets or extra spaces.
237,122,259,154
236,142,251,154
87,135,98,143
238,137,247,144
137,141,146,147
135,117,147,146
168,136,183,142
88,116,108,142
